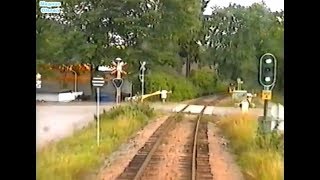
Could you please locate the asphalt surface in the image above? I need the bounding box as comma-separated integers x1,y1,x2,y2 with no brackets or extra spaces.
36,102,116,150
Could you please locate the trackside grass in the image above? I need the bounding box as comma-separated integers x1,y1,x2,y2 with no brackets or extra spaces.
36,103,155,180
217,114,284,180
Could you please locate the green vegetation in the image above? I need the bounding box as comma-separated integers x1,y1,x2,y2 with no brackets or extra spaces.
36,1,284,178
189,67,218,95
145,70,198,101
272,93,284,104
36,103,155,180
37,1,283,97
218,114,283,180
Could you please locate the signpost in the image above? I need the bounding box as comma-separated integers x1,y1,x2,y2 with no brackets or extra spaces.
258,53,277,132
92,76,105,146
139,61,146,96
110,57,127,105
36,73,42,89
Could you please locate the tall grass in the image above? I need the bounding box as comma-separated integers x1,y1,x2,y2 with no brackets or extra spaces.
218,114,284,180
36,103,155,180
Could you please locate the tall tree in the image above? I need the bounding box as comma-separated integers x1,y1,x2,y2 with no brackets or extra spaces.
201,3,283,91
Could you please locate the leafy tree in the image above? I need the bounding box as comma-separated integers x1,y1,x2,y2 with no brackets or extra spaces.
201,3,283,92
36,0,284,96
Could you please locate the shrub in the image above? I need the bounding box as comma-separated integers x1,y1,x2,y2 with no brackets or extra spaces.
190,67,218,95
145,70,198,101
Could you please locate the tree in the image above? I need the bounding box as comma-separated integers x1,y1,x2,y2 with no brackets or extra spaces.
201,3,284,92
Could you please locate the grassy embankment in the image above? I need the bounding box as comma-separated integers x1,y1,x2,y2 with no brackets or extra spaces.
217,113,284,180
36,103,155,180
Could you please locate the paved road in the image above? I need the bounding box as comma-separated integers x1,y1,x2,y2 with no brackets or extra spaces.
36,102,116,150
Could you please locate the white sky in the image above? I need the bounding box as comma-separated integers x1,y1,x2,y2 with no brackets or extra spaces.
203,0,284,15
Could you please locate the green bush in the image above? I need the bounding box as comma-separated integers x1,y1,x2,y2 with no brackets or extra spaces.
189,67,229,95
145,70,198,101
190,67,217,95
214,80,230,93
103,102,154,120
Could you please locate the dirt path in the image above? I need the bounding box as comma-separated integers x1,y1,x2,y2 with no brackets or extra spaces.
99,115,170,180
208,121,244,180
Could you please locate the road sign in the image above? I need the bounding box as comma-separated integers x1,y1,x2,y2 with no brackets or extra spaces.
228,86,235,93
259,53,277,88
92,77,105,87
112,78,123,105
36,73,41,80
112,78,123,88
111,58,127,79
36,81,42,88
97,65,115,72
36,73,42,88
262,90,272,100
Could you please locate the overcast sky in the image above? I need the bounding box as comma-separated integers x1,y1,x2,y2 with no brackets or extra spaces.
203,0,284,15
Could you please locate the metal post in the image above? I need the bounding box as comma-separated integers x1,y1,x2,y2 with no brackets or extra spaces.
74,71,77,92
96,87,100,146
263,99,268,121
141,74,144,96
116,88,121,105
70,69,78,92
263,86,270,121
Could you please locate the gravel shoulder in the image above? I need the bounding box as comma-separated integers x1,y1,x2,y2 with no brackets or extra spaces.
208,121,244,180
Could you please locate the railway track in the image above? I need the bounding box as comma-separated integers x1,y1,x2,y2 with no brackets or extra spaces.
192,93,229,106
115,105,189,180
193,110,213,180
116,103,214,180
117,94,228,180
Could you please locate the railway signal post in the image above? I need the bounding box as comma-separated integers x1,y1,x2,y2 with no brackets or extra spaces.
111,57,127,105
139,61,146,96
92,76,105,146
258,53,277,132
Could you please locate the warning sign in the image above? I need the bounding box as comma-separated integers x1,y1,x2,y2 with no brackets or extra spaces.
262,90,272,100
